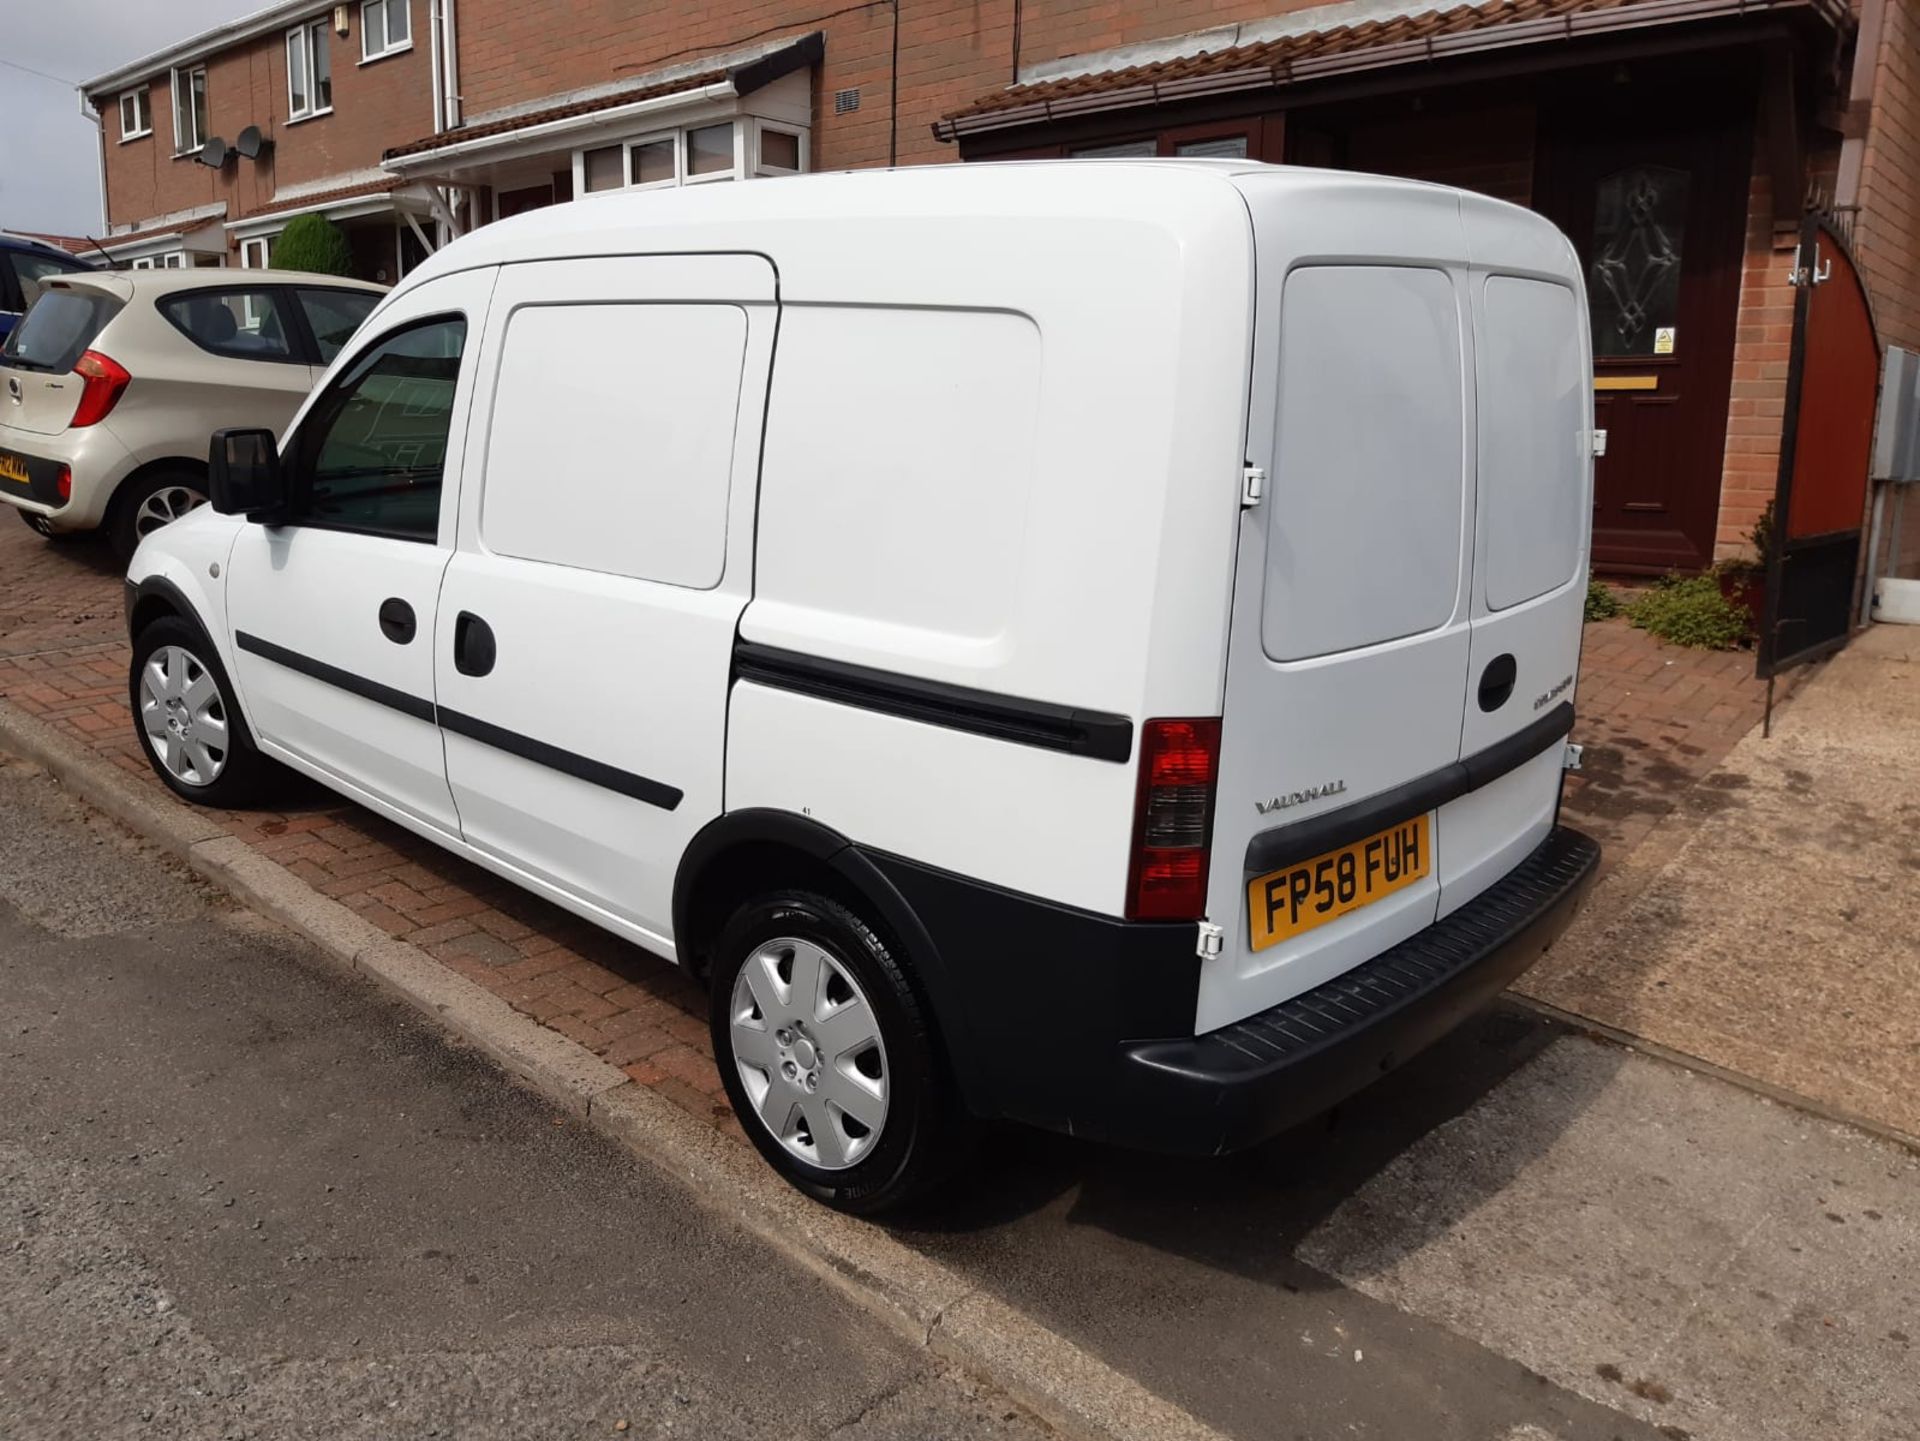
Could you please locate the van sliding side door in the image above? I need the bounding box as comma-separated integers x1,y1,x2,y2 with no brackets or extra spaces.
433,254,778,959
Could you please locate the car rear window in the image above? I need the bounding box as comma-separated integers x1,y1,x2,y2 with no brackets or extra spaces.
296,288,379,364
158,289,298,362
0,288,121,373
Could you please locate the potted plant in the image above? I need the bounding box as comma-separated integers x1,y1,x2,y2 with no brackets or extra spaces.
1713,500,1773,633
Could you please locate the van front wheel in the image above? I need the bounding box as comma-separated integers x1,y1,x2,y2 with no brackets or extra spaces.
709,890,958,1214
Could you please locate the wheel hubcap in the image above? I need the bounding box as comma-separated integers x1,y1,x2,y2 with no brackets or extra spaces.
138,645,229,786
729,937,888,1171
134,485,207,538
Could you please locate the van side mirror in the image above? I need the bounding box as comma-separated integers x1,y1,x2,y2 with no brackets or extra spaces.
208,428,287,519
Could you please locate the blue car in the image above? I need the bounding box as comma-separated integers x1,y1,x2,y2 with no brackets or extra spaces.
0,235,95,344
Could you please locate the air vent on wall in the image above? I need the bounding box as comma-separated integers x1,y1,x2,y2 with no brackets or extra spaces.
834,87,861,114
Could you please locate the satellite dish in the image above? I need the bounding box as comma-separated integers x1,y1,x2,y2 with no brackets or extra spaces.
235,125,270,160
198,136,230,169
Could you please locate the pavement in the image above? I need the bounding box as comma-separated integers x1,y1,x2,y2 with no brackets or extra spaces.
0,757,1047,1441
1523,623,1920,1141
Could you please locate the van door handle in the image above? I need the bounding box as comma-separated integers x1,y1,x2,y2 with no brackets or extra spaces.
377,597,416,645
453,611,496,677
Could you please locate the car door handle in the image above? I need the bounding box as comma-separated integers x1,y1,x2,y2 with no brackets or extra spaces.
454,611,496,677
377,597,416,645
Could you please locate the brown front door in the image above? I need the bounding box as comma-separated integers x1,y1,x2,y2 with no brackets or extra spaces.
1539,89,1752,572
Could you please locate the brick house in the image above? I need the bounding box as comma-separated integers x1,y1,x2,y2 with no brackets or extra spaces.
83,0,1919,572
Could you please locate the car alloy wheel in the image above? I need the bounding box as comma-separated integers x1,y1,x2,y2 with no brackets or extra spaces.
133,484,206,541
137,643,230,787
727,936,890,1170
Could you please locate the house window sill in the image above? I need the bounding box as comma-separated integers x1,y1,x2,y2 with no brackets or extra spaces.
359,41,413,66
286,108,334,126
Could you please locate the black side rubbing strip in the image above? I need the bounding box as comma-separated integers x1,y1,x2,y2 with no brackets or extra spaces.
236,631,437,723
734,641,1134,764
234,633,682,811
1246,702,1576,875
438,708,683,811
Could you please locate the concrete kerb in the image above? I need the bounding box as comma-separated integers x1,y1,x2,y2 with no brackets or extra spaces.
0,696,1229,1441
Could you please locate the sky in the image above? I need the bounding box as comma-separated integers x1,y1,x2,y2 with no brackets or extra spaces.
1,0,262,237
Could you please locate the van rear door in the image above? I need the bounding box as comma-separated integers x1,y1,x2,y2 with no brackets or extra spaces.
1199,177,1477,1034
1436,197,1592,915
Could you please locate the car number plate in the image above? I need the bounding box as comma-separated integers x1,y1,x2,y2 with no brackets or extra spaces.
0,450,32,487
1246,814,1431,952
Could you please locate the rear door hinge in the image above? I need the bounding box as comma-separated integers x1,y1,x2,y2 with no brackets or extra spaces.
1241,465,1266,507
1591,429,1608,458
1196,922,1226,959
1563,742,1584,772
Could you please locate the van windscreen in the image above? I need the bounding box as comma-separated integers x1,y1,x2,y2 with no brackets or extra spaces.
2,289,121,373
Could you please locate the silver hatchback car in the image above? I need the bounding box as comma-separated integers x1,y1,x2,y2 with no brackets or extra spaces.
0,268,384,561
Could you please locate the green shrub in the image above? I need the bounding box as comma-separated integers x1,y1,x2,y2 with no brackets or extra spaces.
1626,575,1751,650
1584,578,1622,622
271,214,356,277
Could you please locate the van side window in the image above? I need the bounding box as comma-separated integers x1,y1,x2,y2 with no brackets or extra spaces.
480,302,746,589
287,315,466,542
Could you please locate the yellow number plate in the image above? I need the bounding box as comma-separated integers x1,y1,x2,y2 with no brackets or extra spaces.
0,451,31,487
1246,814,1431,952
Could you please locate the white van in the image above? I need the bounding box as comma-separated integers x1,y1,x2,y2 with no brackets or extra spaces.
124,161,1600,1212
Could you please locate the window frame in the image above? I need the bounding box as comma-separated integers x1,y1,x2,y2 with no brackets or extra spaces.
751,120,806,177
286,18,333,122
682,121,741,185
171,65,208,156
239,235,276,269
569,119,812,195
118,86,153,142
157,284,306,366
282,311,469,545
360,0,413,63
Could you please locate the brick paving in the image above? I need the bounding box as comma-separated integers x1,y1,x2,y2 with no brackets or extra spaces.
0,518,1792,1139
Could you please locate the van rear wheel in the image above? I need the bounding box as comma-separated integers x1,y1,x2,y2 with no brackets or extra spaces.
709,889,960,1214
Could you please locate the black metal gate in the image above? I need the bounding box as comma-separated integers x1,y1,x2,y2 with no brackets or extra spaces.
1758,213,1881,679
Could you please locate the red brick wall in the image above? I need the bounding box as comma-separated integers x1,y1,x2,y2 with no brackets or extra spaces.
95,16,434,237
1854,0,1920,353
1715,141,1797,561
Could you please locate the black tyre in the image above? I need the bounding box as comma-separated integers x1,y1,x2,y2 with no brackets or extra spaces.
709,889,962,1214
109,469,207,564
129,615,279,806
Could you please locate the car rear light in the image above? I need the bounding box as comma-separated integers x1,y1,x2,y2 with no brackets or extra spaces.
69,350,131,428
55,466,71,502
1125,717,1221,922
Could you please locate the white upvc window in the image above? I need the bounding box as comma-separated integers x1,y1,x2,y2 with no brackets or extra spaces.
240,235,277,269
160,252,187,269
361,0,412,62
287,18,333,121
571,120,808,197
171,65,208,155
752,121,806,177
130,257,155,270
118,87,152,142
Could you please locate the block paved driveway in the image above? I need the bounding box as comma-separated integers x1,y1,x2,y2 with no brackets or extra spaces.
0,519,1784,1149
3,518,1903,1441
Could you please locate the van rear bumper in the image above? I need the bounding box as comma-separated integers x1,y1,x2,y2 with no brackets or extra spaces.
864,825,1598,1155
1119,824,1600,1155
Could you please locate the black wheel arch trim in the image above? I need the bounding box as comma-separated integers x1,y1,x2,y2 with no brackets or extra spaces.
126,574,207,642
672,808,987,1104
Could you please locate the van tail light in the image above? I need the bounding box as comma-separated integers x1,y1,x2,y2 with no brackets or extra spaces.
1125,718,1221,922
69,350,131,428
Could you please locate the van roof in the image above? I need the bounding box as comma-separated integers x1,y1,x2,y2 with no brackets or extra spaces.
396,160,1553,300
